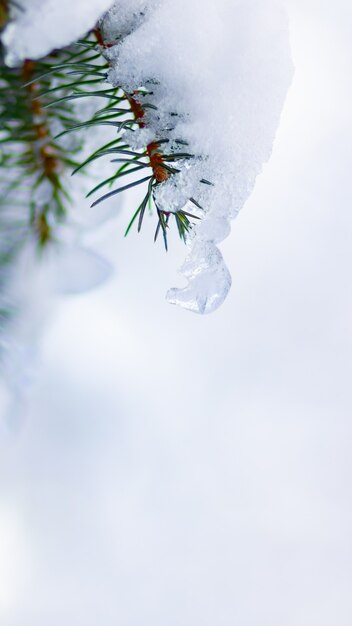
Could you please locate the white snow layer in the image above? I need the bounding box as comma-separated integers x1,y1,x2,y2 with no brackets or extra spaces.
2,0,115,66
102,0,293,313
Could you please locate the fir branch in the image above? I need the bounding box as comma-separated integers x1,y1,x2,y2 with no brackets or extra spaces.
43,29,206,250
0,37,101,247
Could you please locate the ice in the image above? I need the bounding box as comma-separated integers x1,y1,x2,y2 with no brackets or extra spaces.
2,0,115,66
167,241,232,315
102,0,293,313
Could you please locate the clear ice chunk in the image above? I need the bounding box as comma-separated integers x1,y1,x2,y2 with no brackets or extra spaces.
167,241,232,314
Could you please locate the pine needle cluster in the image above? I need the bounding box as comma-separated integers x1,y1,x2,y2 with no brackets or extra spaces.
0,6,212,253
42,31,213,250
0,40,96,246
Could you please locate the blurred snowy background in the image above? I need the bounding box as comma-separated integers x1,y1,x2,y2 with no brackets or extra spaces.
1,0,352,624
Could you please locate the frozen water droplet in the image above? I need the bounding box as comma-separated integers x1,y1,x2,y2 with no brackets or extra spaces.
167,241,232,314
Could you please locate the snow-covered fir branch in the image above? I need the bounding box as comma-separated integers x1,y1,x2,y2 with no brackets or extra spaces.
0,0,293,405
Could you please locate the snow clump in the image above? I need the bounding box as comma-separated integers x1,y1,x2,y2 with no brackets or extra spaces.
100,0,293,313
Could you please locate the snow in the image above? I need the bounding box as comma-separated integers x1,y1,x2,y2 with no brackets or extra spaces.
2,0,115,66
0,0,293,400
0,0,293,403
101,0,293,312
2,0,293,314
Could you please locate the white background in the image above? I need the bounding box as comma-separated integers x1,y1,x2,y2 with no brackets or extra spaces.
1,1,352,624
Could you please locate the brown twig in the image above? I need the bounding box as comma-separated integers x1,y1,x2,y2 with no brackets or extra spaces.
22,60,62,243
95,27,170,184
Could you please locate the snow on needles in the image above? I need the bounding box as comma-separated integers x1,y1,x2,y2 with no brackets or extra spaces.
2,0,115,66
101,0,294,313
2,0,293,315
